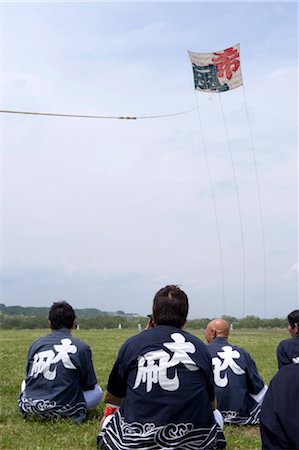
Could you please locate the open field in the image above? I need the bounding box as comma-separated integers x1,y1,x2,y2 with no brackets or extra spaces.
0,328,289,449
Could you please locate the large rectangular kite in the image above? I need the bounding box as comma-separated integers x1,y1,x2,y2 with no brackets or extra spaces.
188,44,243,93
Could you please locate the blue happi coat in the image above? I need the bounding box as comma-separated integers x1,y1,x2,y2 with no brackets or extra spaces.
19,328,97,422
98,325,226,449
207,337,265,425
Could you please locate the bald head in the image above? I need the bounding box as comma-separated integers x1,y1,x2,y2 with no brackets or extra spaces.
205,319,229,343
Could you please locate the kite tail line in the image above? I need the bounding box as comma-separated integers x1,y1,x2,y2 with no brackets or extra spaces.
242,86,267,318
194,93,226,315
218,93,247,317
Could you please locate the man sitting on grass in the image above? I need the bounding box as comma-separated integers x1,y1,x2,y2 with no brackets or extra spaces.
18,301,102,423
260,363,299,449
205,318,267,425
276,309,299,368
97,285,226,450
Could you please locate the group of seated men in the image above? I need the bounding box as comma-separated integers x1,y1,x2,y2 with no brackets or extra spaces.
18,287,299,449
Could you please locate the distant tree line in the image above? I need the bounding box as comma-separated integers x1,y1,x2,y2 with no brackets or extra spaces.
0,304,109,318
0,304,288,330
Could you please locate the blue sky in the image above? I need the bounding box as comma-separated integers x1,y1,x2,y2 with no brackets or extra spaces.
1,2,298,319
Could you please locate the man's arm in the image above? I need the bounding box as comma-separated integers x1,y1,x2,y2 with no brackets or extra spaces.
211,399,216,410
276,342,289,369
79,345,98,390
103,390,123,406
99,354,127,431
210,399,224,429
99,390,123,431
249,385,268,404
244,350,265,395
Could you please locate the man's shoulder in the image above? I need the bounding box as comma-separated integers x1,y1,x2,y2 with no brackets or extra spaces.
272,363,299,388
67,335,91,351
28,332,52,349
30,330,90,351
229,342,245,352
208,337,230,349
120,326,205,349
208,339,250,356
228,343,253,360
181,330,206,346
222,340,247,353
277,337,296,349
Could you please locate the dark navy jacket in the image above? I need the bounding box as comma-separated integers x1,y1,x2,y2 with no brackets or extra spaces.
18,328,97,422
98,325,226,449
277,334,299,369
260,364,299,449
207,337,265,424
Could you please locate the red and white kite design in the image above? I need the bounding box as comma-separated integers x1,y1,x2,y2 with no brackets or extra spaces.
189,44,243,93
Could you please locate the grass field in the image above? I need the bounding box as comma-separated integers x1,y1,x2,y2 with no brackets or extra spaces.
0,327,289,449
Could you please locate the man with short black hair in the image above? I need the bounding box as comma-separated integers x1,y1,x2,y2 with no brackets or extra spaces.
277,309,299,369
97,285,226,450
18,301,102,423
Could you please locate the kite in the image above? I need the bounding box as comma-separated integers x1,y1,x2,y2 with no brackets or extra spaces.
188,44,243,93
189,43,267,319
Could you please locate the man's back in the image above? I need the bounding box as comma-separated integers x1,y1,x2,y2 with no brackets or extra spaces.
207,337,265,424
98,285,226,450
99,325,226,449
115,325,215,425
277,334,299,368
260,364,299,449
19,327,97,422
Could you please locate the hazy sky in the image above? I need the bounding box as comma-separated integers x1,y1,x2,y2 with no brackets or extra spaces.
1,2,298,319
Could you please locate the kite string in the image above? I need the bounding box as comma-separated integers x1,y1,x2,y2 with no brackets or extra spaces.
242,86,267,318
218,93,247,317
194,93,226,315
0,108,195,120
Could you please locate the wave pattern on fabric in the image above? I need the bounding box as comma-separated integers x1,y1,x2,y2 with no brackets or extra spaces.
97,411,226,449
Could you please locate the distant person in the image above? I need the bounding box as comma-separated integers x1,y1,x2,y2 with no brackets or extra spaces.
145,313,154,329
18,301,102,423
260,364,299,449
277,309,299,369
97,285,226,449
205,318,267,425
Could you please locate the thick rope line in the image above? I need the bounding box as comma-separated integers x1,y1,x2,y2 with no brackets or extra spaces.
194,93,226,315
218,93,247,317
242,86,267,318
0,108,195,120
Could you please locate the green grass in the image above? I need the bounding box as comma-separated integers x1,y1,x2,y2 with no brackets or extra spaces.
0,328,289,449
